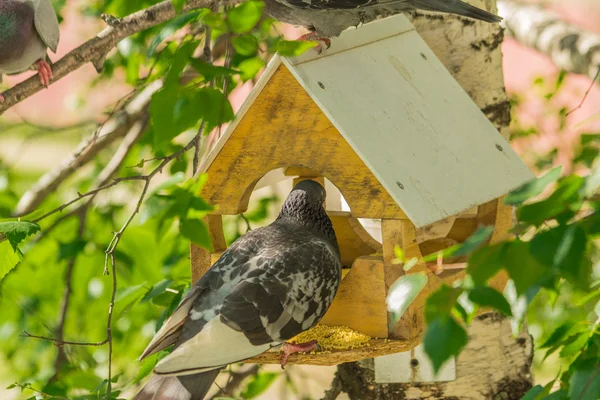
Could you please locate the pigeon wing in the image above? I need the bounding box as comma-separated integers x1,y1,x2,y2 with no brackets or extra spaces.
33,0,60,52
153,234,340,375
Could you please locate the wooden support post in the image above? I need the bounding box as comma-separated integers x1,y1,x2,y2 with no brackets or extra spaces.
320,256,389,338
190,214,227,283
381,219,407,338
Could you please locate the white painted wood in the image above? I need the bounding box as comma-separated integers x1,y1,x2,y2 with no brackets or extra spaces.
374,344,456,383
282,14,534,227
289,15,415,65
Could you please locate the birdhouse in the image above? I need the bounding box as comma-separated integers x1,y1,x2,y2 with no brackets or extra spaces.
190,14,534,366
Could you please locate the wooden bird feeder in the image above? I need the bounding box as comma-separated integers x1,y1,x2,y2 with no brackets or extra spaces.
190,14,534,366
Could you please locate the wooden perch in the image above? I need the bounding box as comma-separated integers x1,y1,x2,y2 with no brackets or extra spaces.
498,0,600,80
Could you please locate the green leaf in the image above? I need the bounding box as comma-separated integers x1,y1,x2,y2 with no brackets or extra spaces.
530,225,589,288
517,175,585,226
190,59,239,80
227,1,264,34
568,361,600,400
423,316,468,373
424,284,463,323
0,240,21,282
232,34,259,56
505,167,561,205
147,12,200,57
453,226,494,257
541,322,577,349
180,218,211,249
142,279,174,303
467,243,505,285
194,87,235,133
559,332,590,359
240,372,279,399
133,354,159,384
275,39,318,57
238,57,265,81
386,272,428,325
521,385,545,400
0,221,41,251
504,241,550,296
468,286,512,316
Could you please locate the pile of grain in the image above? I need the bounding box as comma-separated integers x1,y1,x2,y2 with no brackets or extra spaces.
289,325,371,351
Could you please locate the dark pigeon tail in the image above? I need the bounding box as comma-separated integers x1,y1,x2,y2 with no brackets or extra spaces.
134,370,221,400
413,0,502,23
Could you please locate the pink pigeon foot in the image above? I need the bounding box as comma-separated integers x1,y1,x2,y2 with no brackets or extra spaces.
36,60,53,87
0,94,4,103
280,340,320,368
296,32,331,54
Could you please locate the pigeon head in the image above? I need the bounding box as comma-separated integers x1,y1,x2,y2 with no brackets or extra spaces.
278,180,336,241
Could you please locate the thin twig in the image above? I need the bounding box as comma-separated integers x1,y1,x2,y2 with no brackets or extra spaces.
21,331,109,347
566,66,600,116
239,214,252,232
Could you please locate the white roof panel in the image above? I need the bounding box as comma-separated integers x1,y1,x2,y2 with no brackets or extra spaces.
282,14,534,227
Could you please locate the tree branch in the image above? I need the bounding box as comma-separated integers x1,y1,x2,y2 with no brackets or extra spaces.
321,375,342,400
0,0,242,115
498,0,600,80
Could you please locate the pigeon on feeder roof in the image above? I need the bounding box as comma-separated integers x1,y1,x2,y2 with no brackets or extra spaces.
0,0,60,102
264,0,502,46
135,180,342,400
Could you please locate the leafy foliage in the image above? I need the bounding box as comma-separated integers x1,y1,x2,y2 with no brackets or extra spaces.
404,160,600,398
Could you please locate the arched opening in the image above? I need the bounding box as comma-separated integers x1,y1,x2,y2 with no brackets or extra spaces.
219,166,382,269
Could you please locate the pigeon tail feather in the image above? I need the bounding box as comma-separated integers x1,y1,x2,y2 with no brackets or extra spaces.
412,0,502,23
134,369,221,400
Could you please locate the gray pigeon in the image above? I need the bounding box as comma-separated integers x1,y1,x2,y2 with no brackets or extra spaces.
0,0,60,102
264,0,501,46
135,180,341,400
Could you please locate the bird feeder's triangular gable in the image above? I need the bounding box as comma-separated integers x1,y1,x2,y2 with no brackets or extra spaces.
200,14,534,227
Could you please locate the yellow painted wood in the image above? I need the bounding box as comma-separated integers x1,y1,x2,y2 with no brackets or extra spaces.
200,65,407,220
328,211,381,267
381,219,407,338
284,166,321,177
320,256,389,338
190,215,226,283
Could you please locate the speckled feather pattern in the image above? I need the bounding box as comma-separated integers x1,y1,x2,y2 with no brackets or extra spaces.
263,0,501,37
138,181,341,384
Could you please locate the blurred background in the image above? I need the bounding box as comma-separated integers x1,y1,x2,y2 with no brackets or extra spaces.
0,0,599,399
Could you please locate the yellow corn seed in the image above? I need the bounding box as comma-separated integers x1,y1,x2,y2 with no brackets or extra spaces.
289,325,371,351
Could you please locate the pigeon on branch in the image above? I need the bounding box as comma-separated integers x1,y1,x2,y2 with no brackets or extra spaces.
0,0,60,102
135,180,342,400
263,0,502,49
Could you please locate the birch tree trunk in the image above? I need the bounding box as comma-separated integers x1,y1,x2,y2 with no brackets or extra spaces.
335,1,534,398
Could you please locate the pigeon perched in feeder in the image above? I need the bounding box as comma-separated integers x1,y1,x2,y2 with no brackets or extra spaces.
135,180,341,400
263,0,502,49
0,0,60,102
